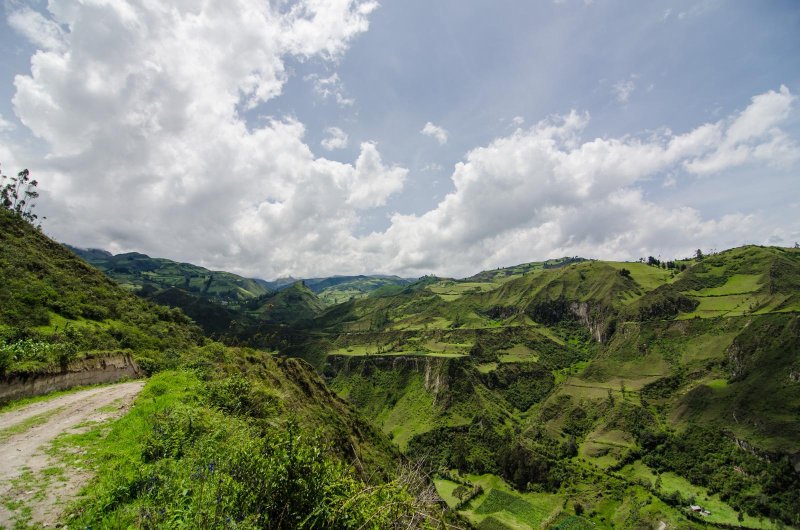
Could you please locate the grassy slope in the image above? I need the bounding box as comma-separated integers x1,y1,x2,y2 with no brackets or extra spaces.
0,210,203,375
1,212,443,527
248,281,326,324
316,245,800,528
53,351,442,528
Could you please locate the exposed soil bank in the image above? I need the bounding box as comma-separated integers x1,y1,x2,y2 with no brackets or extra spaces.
0,353,140,405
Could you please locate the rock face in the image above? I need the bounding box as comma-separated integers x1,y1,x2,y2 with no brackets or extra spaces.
570,301,613,343
325,354,454,402
0,353,140,405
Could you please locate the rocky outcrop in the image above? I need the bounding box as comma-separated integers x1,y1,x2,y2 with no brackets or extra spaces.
570,301,615,343
0,353,140,405
325,354,454,399
726,341,748,381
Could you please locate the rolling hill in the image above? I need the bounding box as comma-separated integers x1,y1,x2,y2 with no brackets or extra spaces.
37,224,800,528
303,246,800,529
67,246,272,307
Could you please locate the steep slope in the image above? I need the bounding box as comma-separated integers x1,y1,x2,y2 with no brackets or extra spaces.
0,210,203,376
1,210,447,528
313,247,800,528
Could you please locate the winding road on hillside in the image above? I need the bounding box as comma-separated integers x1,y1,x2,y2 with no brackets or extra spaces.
0,381,144,528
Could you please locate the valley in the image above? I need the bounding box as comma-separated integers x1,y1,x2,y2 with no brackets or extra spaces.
2,207,799,529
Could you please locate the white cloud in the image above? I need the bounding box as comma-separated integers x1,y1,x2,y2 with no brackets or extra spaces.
612,77,636,103
421,163,443,172
684,85,797,174
5,2,798,279
511,116,525,127
305,72,355,107
7,8,66,52
9,0,400,278
321,126,349,150
421,122,448,145
361,87,799,276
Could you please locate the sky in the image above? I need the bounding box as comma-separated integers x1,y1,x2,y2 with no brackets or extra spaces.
0,0,799,280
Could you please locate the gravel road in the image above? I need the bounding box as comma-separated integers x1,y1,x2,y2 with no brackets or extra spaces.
0,381,144,527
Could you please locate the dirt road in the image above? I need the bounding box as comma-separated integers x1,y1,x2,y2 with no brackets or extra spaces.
0,381,144,528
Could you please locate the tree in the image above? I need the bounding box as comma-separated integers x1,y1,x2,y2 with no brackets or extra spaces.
1,164,43,227
452,485,468,503
694,248,704,260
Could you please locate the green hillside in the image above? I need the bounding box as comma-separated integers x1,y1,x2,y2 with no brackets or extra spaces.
247,281,327,325
68,246,272,307
308,246,800,528
0,209,447,529
0,210,204,376
304,275,413,305
12,208,798,529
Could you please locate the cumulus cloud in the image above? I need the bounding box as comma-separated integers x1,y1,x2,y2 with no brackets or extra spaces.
360,87,799,276
684,86,798,173
421,122,448,144
321,127,349,150
9,0,398,277
5,2,798,279
7,8,66,52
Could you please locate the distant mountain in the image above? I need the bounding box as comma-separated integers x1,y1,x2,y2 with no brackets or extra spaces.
247,281,327,325
67,246,272,307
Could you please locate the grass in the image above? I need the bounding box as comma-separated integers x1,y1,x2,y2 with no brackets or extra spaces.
681,293,757,318
678,331,738,365
476,363,499,374
498,344,538,363
458,474,563,530
433,478,462,508
704,378,728,390
605,262,676,292
0,406,64,442
689,273,764,296
427,281,503,301
378,375,438,450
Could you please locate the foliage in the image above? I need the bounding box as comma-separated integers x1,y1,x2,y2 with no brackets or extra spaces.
1,165,41,226
68,370,442,529
641,425,800,525
0,338,76,376
0,209,203,375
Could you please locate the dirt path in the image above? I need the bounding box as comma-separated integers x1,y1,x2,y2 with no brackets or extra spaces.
0,381,144,528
